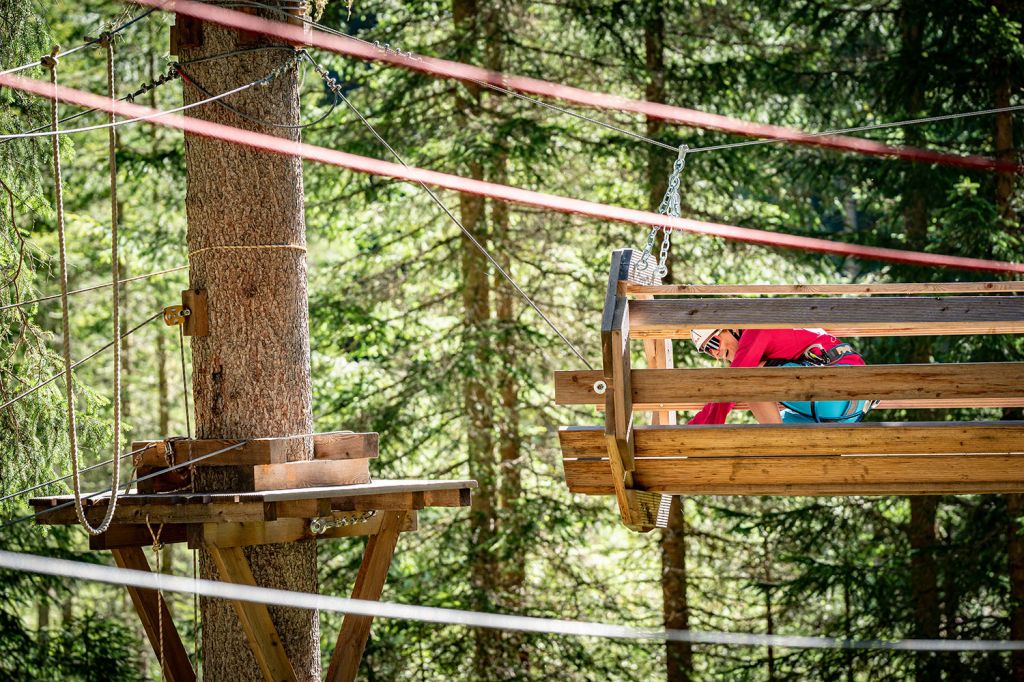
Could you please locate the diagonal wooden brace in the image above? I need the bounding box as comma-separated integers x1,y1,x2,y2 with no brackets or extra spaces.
326,510,407,682
207,546,297,682
111,547,196,682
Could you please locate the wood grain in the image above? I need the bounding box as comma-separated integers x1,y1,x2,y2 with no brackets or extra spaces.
563,454,1024,496
621,282,1024,296
559,422,1024,458
554,363,1024,405
628,296,1024,338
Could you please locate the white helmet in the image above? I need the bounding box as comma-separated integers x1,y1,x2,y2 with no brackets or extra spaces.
691,329,723,353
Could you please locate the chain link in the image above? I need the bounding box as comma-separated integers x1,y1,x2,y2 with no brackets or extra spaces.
638,144,688,281
309,510,378,535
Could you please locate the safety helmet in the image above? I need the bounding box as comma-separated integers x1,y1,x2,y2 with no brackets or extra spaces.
691,329,723,353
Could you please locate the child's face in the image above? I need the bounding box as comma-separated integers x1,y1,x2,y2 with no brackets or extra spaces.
708,330,740,364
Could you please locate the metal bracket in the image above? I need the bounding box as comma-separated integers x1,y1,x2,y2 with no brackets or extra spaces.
163,305,189,327
163,289,209,337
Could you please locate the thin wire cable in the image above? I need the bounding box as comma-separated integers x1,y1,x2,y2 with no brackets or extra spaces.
175,60,340,130
0,443,155,503
0,265,188,312
281,7,1024,159
0,7,158,78
0,60,295,141
304,51,595,370
0,67,181,144
178,326,192,440
3,548,1024,652
0,440,249,530
0,310,162,414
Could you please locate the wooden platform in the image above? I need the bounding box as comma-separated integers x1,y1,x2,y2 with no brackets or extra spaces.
30,476,476,682
554,248,1024,530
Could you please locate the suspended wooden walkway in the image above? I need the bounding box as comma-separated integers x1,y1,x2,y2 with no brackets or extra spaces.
554,248,1024,531
30,431,476,682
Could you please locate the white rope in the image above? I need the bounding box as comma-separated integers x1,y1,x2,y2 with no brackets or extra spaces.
45,50,122,536
0,548,1020,652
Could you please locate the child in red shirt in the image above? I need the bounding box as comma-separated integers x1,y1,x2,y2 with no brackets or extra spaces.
689,328,871,425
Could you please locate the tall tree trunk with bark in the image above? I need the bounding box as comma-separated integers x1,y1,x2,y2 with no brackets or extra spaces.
896,5,941,680
646,3,692,680
179,9,319,680
453,0,501,676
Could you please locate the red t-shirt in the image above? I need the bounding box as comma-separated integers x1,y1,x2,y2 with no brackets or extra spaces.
688,328,864,425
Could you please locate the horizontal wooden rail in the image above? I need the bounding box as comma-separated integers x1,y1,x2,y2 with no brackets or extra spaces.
620,282,1024,296
563,455,1024,496
628,296,1024,338
559,422,1024,458
554,363,1024,406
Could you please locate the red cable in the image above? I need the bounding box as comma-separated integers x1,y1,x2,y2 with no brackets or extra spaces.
3,73,1022,274
132,0,1022,174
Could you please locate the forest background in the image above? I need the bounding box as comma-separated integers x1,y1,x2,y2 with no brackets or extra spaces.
2,0,1024,680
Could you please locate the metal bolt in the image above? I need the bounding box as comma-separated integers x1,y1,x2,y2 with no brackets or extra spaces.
593,380,607,395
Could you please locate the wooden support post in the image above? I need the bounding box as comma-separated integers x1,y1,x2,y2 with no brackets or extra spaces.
207,546,298,682
110,547,196,682
326,511,407,682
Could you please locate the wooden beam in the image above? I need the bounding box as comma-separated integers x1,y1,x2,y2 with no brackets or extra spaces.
252,459,370,491
189,513,418,548
620,281,1024,296
91,524,188,549
111,547,196,682
207,546,297,682
560,422,1024,458
554,363,1024,406
326,511,407,682
563,454,1024,496
31,501,270,526
627,296,1024,338
132,431,379,468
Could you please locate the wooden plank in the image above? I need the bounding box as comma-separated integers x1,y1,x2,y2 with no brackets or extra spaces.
314,432,378,460
326,511,406,682
252,459,370,491
189,513,417,548
207,546,297,682
329,488,471,513
628,296,1024,338
621,282,1024,296
559,422,1024,459
601,250,640,526
554,363,1024,406
132,437,293,467
32,501,270,526
90,524,188,549
563,454,1024,496
30,479,478,507
111,547,196,682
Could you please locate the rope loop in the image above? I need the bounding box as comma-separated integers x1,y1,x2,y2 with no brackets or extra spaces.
40,46,60,70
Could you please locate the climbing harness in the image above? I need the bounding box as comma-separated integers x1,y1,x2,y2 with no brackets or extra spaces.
639,144,688,281
47,37,125,536
774,343,877,423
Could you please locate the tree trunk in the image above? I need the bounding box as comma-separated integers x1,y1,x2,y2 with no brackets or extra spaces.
645,4,693,680
453,1,501,677
179,9,318,680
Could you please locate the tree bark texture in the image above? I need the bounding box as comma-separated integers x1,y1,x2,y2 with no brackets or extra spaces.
179,11,318,681
645,5,693,680
453,1,503,677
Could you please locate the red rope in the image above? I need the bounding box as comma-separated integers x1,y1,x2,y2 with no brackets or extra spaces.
2,72,1022,274
133,0,1022,174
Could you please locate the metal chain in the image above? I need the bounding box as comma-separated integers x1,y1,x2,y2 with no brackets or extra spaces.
639,144,688,281
309,510,377,534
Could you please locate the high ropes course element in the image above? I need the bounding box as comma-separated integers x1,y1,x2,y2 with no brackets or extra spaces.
555,249,1024,531
2,72,1023,274
5,3,1024,675
129,0,1023,174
